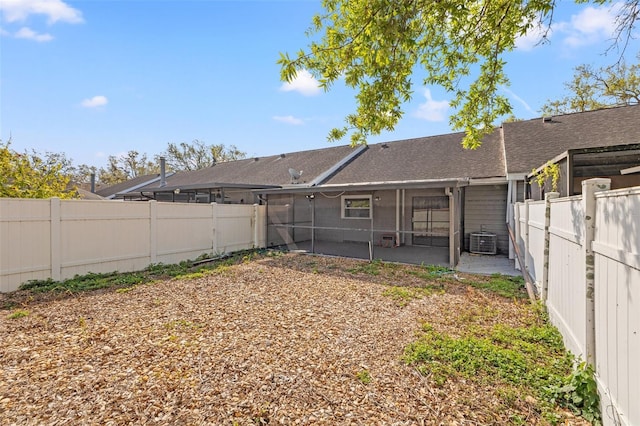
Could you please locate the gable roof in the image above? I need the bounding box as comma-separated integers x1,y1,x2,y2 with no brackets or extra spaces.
96,173,165,199
323,130,505,186
128,144,361,194
503,105,640,174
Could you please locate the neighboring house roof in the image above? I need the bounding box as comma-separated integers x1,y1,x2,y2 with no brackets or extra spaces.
322,130,505,186
96,173,166,199
130,144,362,193
503,105,640,174
74,188,105,200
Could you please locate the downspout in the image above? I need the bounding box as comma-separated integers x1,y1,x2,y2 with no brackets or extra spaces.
402,189,406,245
395,189,400,247
445,187,455,268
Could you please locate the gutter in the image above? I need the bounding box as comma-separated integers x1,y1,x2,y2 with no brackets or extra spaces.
107,173,174,199
255,178,470,194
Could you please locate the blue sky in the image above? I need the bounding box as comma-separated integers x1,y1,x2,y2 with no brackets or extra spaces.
1,0,638,169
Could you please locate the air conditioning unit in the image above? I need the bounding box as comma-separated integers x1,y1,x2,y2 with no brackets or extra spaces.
470,232,497,255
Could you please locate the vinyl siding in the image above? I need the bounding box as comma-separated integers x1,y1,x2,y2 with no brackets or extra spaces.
463,184,509,254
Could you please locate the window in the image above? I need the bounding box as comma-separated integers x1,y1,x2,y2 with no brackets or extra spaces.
342,195,372,219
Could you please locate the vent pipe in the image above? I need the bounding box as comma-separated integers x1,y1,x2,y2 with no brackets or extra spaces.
160,157,167,187
90,173,96,193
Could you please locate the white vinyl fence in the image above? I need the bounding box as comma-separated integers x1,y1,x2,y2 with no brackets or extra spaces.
514,179,639,426
0,198,266,293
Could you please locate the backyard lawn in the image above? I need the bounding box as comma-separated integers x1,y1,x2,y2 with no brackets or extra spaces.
1,252,591,425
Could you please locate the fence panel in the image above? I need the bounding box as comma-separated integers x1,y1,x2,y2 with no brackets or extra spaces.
593,187,640,426
547,197,586,359
216,204,257,253
0,198,266,292
156,202,214,265
526,200,546,286
59,200,151,278
0,199,52,292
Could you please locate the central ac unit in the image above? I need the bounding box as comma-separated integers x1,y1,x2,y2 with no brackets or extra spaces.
470,232,497,255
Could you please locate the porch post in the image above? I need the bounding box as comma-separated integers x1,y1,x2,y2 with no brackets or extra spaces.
447,187,455,268
395,189,400,246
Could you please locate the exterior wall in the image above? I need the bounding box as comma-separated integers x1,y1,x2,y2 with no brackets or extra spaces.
514,182,640,426
0,198,266,293
463,184,509,254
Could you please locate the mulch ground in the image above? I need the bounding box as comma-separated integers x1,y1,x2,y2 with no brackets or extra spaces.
0,253,580,425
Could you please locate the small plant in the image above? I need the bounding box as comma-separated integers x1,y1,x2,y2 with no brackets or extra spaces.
356,369,372,384
467,274,528,299
7,309,29,319
382,285,437,306
548,361,601,425
347,259,383,275
532,161,560,193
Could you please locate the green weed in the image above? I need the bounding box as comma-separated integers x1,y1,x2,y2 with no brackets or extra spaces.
18,249,264,295
403,308,579,422
7,309,29,319
356,369,372,384
467,274,528,299
382,285,439,306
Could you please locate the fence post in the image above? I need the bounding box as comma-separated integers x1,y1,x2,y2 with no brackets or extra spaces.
149,200,157,264
523,199,531,279
542,192,560,301
582,178,610,366
253,204,259,248
211,202,219,254
50,197,61,281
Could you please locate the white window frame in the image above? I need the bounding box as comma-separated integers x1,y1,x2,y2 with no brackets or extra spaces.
341,195,372,219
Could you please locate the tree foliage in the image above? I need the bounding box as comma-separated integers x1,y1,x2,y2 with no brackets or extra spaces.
1,141,76,199
161,140,246,172
279,0,639,149
541,54,640,115
98,151,159,186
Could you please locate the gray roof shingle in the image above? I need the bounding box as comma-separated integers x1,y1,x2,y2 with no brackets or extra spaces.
503,105,640,174
323,130,506,185
135,144,360,191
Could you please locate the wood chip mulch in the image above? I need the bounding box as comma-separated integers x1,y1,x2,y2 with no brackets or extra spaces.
1,253,580,425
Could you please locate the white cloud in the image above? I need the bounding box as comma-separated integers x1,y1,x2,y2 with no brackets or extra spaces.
516,4,621,51
14,26,52,41
279,69,322,96
414,89,449,122
273,115,304,125
563,5,619,47
0,0,83,24
81,95,108,108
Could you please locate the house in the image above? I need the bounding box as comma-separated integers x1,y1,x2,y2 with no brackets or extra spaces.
96,173,172,200
118,105,640,268
501,106,640,199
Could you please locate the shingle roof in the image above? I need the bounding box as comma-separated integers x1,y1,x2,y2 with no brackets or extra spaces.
323,130,506,185
135,144,360,191
503,105,640,174
96,173,162,198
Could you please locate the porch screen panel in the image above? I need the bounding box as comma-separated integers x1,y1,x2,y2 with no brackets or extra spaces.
412,196,449,247
267,194,294,247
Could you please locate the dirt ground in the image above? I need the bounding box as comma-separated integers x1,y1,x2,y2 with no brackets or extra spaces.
0,253,579,425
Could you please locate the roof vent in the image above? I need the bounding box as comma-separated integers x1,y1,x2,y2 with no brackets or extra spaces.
254,157,259,162
542,116,552,123
381,143,389,149
280,153,286,158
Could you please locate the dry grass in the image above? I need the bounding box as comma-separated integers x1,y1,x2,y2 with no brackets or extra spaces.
0,253,584,425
